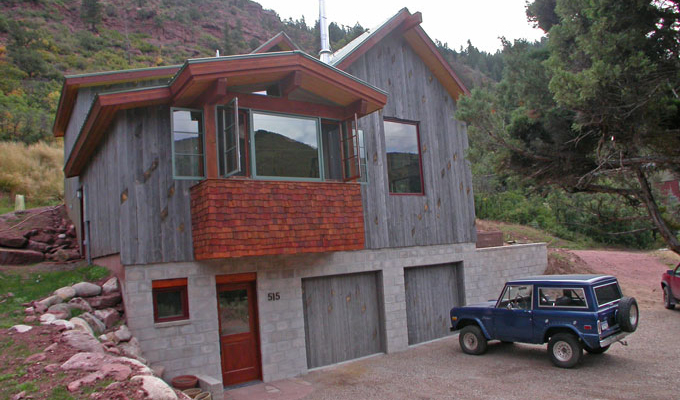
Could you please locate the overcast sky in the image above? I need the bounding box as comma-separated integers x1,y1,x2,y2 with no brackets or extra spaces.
255,0,545,54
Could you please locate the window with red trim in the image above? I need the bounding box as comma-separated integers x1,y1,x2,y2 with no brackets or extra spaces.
383,118,424,194
152,278,189,323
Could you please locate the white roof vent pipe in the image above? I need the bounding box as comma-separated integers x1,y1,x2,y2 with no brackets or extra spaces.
319,0,332,63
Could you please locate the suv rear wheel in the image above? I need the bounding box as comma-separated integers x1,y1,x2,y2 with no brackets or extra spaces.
617,296,639,332
548,333,582,368
459,325,488,355
663,286,675,310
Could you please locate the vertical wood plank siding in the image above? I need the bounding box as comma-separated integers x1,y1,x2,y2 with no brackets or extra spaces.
345,34,476,248
404,263,464,345
302,272,385,368
80,105,197,264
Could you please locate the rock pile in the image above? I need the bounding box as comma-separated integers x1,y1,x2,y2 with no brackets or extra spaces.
0,205,81,265
14,277,191,400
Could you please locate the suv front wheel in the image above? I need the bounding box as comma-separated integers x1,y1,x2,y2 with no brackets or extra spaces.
548,333,582,368
459,325,488,355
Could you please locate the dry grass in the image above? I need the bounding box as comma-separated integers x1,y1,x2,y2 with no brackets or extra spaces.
0,140,63,206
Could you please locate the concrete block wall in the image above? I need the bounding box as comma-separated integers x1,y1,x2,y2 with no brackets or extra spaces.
123,241,547,385
463,243,548,305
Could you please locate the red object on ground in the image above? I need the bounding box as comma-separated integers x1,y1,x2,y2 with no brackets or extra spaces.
170,375,198,390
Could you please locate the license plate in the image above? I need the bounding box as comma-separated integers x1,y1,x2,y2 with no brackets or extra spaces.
601,321,609,331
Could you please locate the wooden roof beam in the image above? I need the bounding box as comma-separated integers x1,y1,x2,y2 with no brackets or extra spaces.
202,78,229,105
280,71,302,98
344,99,368,119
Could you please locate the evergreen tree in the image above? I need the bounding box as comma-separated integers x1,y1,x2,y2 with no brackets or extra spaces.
458,0,680,253
80,0,101,32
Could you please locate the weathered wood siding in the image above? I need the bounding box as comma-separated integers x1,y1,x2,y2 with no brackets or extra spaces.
345,34,476,248
63,80,170,163
80,105,197,264
302,272,385,368
404,263,464,345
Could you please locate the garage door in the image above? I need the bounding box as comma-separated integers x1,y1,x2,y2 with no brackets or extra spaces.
302,272,384,368
404,263,464,345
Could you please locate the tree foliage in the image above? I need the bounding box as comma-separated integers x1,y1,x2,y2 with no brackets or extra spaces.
459,0,680,253
80,0,102,32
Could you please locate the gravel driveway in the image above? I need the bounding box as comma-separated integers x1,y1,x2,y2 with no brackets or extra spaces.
295,250,680,400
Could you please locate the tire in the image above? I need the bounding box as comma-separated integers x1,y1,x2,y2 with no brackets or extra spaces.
459,325,488,355
548,333,582,368
663,286,675,310
585,344,610,355
617,296,639,332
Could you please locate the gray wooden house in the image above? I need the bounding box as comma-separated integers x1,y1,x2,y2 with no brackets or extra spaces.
53,8,546,393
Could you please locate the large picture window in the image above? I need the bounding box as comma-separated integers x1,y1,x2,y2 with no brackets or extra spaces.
252,112,321,179
384,119,423,194
171,109,205,179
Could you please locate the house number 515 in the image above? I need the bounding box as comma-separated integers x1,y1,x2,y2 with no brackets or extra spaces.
268,292,280,301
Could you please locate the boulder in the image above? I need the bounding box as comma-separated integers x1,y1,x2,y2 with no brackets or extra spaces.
101,363,132,381
68,371,104,392
0,248,44,265
39,313,56,324
68,297,93,313
26,240,48,253
66,225,76,238
49,319,75,331
47,303,72,320
101,277,119,295
72,282,102,298
25,352,47,363
119,337,143,360
151,364,166,379
24,307,34,315
85,292,122,309
113,325,132,342
0,231,27,248
51,248,80,262
69,317,95,337
31,232,54,245
80,312,106,335
10,325,33,333
94,308,120,328
131,375,178,400
118,357,153,375
23,229,38,239
54,286,76,301
23,316,36,323
61,330,104,353
37,295,62,309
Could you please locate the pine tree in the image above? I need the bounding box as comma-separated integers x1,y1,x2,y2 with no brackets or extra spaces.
80,0,101,32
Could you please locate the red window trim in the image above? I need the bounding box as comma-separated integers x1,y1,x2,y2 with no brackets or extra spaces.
383,117,425,196
152,278,189,323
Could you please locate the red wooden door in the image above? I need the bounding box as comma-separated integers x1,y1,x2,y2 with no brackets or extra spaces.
217,281,261,386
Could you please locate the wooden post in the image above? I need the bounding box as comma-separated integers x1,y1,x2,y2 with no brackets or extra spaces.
203,104,218,178
14,194,25,211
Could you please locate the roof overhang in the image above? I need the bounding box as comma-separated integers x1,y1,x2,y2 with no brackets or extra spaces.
330,8,469,101
52,65,180,137
63,51,387,178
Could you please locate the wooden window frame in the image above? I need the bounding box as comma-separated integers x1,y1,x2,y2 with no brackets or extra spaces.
383,117,425,195
171,107,206,180
152,278,189,323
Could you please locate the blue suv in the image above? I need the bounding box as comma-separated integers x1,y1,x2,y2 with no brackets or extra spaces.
450,275,638,368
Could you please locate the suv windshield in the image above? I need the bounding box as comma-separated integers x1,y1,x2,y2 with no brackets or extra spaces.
594,283,622,307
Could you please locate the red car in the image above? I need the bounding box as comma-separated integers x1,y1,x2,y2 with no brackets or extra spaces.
661,263,680,309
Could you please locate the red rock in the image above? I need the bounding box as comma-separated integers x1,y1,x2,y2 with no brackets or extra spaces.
23,316,36,323
66,225,76,238
23,229,38,238
0,248,44,265
85,292,122,309
94,308,120,328
0,232,27,248
68,297,94,313
68,371,104,392
26,240,48,253
31,232,54,244
101,363,132,381
44,363,60,372
24,352,47,363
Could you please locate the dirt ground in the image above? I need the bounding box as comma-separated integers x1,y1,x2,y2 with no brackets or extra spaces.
291,249,680,400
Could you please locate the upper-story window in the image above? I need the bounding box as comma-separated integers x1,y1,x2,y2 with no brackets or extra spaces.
214,104,366,183
172,108,205,179
252,112,321,179
384,118,423,194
